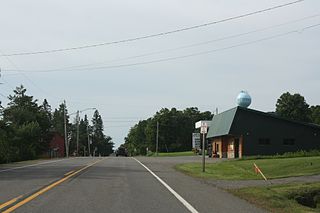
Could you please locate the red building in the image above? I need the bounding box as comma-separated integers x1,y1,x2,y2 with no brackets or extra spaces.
49,133,65,158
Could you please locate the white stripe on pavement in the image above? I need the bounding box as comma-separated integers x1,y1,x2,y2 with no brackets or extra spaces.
0,159,66,173
132,157,199,213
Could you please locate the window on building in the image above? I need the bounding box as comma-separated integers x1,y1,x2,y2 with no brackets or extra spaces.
258,138,270,145
283,138,295,145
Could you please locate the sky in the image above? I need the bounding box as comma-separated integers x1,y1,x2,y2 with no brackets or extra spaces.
0,0,319,148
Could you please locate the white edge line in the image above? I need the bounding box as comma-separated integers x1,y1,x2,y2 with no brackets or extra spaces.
0,159,67,173
132,157,199,213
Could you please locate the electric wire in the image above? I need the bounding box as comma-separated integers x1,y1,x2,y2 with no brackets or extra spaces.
5,12,317,73
0,0,304,57
0,50,62,102
4,23,320,74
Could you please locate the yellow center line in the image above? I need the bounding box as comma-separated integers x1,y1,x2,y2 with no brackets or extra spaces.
2,159,103,213
0,195,23,210
64,170,75,176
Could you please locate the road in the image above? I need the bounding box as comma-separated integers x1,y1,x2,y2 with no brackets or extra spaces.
0,157,267,213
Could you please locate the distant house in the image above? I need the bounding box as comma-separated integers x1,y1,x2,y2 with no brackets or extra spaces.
206,106,320,158
49,133,65,158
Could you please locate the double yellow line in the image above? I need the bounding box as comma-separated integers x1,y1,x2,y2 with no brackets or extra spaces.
1,159,103,213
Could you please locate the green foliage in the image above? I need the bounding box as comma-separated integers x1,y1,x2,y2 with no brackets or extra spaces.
91,110,114,156
0,85,113,163
241,149,320,160
151,151,196,157
231,182,320,213
0,85,51,162
124,107,213,156
52,103,68,137
276,92,310,122
310,105,320,125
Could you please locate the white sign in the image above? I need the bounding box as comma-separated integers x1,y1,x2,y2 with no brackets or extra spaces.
192,133,201,149
200,123,208,134
195,120,211,129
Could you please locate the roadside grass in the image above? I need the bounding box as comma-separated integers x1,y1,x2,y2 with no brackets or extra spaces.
241,149,320,160
229,182,320,213
150,151,196,157
175,156,320,180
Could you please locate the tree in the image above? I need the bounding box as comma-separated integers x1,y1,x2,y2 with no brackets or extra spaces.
37,99,53,152
276,92,310,122
77,115,90,156
310,105,320,125
2,85,45,161
52,102,68,137
125,107,213,155
91,110,113,156
125,120,149,155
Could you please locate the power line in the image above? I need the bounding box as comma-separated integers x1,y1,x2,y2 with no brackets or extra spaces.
4,22,320,74
5,12,318,73
105,116,146,119
0,0,304,57
104,120,141,123
105,125,135,128
0,49,62,102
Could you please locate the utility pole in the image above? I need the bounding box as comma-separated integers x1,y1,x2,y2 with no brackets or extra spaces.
87,124,91,157
63,100,69,158
156,121,159,156
72,108,95,157
76,110,80,157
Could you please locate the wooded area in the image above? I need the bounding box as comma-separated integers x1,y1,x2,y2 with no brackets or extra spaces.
124,92,320,156
0,85,113,163
123,107,213,156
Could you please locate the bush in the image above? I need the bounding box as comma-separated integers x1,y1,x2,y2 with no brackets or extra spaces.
288,188,320,208
241,149,320,160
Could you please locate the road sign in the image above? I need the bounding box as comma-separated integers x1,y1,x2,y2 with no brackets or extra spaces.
192,133,201,149
200,123,207,134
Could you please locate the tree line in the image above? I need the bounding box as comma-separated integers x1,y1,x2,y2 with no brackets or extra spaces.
275,92,320,124
123,107,213,156
0,85,113,163
124,92,320,156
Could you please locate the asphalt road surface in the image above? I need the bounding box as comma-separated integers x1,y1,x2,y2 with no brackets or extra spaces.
0,157,267,213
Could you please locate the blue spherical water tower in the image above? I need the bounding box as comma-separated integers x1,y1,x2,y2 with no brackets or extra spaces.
236,91,251,108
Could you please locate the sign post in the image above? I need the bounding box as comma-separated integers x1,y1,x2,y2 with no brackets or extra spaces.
200,123,207,172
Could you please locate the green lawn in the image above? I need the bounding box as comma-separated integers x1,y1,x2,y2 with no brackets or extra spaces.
176,156,320,180
230,182,320,213
151,151,196,157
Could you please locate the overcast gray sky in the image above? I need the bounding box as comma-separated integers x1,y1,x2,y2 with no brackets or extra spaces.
1,0,319,148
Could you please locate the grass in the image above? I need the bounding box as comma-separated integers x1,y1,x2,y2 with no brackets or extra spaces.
176,156,320,180
230,182,320,213
241,149,320,160
150,151,196,157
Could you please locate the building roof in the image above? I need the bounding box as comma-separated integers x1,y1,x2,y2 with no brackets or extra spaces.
206,106,320,138
206,107,237,138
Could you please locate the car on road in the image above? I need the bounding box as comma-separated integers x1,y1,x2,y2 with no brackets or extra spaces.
116,147,128,157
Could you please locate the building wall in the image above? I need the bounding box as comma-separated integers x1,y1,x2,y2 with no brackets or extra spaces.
212,137,222,158
231,109,320,156
211,135,243,158
49,133,65,158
